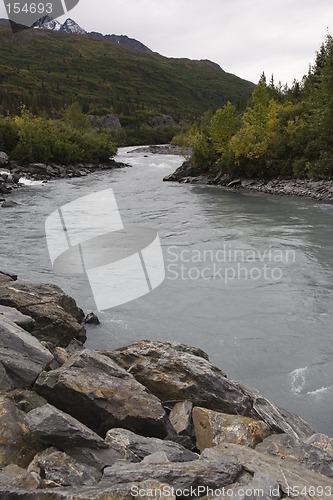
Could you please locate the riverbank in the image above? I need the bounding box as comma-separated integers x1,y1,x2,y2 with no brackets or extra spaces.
0,155,130,207
163,161,333,203
0,270,333,498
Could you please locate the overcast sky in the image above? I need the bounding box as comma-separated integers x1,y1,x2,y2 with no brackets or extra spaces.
1,0,333,85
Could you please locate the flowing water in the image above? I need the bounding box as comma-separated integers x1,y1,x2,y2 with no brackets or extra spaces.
1,146,333,435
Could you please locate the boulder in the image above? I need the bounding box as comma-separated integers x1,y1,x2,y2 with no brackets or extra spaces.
0,281,85,347
256,433,333,478
0,481,176,499
0,464,41,490
24,404,107,449
34,349,171,438
192,407,272,451
0,304,35,332
0,394,45,468
84,312,100,325
242,383,316,439
169,401,193,437
107,341,252,415
105,428,198,463
102,459,242,492
0,152,9,165
6,389,47,414
201,443,333,497
63,446,123,472
304,432,333,456
30,447,102,487
0,270,16,284
0,315,53,389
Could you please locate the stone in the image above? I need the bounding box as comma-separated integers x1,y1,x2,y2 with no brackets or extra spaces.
305,433,333,455
32,447,102,487
0,362,14,391
64,446,123,471
0,281,85,347
201,443,333,497
34,349,171,438
0,315,53,390
227,179,242,188
231,471,281,499
0,394,45,468
256,432,333,478
84,312,100,325
107,341,252,415
0,270,17,282
192,407,272,451
25,403,107,449
0,152,9,165
105,428,198,463
242,383,316,439
169,401,193,437
0,464,41,490
102,459,242,491
6,389,47,414
0,480,176,499
141,452,170,464
0,304,35,332
1,200,18,208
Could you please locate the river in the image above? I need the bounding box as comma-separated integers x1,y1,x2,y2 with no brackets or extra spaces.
1,146,333,435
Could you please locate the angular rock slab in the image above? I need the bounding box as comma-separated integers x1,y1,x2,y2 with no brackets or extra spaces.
0,480,176,499
0,281,85,347
102,459,242,492
0,464,41,490
0,394,45,468
0,305,35,332
107,340,252,415
169,400,193,437
0,315,53,389
202,443,333,499
256,433,333,478
105,428,198,463
34,349,170,438
32,447,102,487
25,403,107,449
192,406,272,451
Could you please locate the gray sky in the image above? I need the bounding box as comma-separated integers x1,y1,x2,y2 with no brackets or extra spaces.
1,0,333,85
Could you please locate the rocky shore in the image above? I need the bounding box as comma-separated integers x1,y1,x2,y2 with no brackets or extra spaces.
0,151,129,208
129,145,192,156
0,270,333,499
163,161,333,203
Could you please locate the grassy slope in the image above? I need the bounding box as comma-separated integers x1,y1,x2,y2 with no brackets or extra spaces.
0,25,254,123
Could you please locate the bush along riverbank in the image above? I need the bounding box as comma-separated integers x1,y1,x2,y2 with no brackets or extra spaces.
0,270,333,498
169,35,333,202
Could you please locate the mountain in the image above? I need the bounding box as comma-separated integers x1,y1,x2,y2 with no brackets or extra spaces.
0,20,254,132
59,18,87,35
31,16,150,52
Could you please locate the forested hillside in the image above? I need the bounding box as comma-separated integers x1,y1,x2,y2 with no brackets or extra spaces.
174,35,333,179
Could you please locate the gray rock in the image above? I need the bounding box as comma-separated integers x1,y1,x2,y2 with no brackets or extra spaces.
141,451,170,464
227,179,242,188
107,340,252,415
102,459,242,491
25,403,107,449
0,304,35,332
6,389,47,414
305,433,333,455
256,433,333,478
231,471,281,499
0,394,45,468
242,383,315,439
1,200,18,208
0,480,176,499
0,464,41,490
84,312,100,325
0,281,85,347
32,447,102,487
201,443,333,498
105,428,198,463
0,315,53,389
169,400,193,437
64,445,123,471
34,349,171,438
0,152,9,165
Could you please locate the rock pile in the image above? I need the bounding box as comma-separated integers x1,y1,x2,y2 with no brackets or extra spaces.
0,270,332,498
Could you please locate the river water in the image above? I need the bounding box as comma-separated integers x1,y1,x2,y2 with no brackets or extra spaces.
1,146,333,435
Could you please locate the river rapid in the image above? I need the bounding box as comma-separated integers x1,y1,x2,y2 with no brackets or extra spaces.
1,146,333,435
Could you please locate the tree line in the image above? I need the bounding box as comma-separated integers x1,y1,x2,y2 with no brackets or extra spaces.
173,35,333,180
